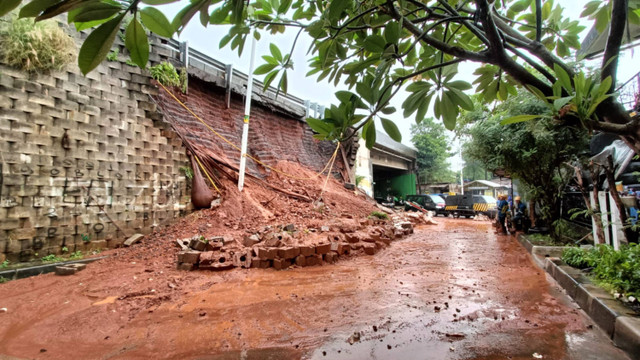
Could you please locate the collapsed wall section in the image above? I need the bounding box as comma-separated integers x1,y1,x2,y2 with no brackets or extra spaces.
0,28,191,263
155,76,343,178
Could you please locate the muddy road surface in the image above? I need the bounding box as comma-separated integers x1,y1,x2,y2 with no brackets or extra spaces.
0,218,629,359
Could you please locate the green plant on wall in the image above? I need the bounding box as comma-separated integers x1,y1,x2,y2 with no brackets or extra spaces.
106,49,119,62
149,61,187,94
0,13,76,72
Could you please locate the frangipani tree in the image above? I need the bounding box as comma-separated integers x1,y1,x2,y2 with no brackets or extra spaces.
3,0,640,149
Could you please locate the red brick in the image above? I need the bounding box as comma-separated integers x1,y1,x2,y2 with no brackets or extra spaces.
294,254,306,267
363,243,377,255
324,251,338,264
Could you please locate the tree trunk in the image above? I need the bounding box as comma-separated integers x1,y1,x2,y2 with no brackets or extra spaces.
588,161,606,244
605,155,638,243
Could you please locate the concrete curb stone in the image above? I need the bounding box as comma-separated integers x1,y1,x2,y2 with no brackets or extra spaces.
516,234,640,360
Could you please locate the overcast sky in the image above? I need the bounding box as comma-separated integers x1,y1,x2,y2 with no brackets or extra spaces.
158,0,640,171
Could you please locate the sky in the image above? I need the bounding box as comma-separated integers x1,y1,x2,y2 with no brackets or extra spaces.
157,0,640,172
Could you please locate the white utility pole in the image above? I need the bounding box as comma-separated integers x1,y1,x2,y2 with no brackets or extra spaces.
238,29,257,192
460,147,464,195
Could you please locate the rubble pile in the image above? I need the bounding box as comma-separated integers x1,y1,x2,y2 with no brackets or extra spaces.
175,217,415,271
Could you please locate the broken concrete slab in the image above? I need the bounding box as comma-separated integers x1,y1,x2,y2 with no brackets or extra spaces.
124,233,144,247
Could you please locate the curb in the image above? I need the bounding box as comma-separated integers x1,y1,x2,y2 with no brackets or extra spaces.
517,234,640,360
0,256,107,281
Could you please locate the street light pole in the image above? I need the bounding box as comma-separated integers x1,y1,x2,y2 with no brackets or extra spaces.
238,28,257,192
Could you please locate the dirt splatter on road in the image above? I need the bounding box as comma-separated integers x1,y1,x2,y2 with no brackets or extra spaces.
0,218,629,359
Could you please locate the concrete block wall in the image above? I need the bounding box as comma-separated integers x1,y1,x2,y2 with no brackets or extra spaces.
0,24,191,262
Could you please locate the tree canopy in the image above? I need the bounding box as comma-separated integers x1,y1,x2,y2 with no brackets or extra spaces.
4,0,640,150
410,117,456,183
462,91,590,227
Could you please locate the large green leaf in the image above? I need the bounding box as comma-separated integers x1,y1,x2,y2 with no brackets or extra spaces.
381,118,401,142
19,0,60,18
125,18,149,68
363,35,386,53
142,0,179,4
78,14,125,74
500,114,541,125
0,0,22,17
384,22,400,44
72,2,122,23
254,63,277,75
327,0,350,22
362,120,376,149
306,117,334,136
140,7,174,37
553,64,572,92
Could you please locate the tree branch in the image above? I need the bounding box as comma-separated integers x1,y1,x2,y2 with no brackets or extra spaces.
602,0,628,93
535,0,542,42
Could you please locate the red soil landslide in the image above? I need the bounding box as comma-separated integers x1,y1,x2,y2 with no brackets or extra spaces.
0,165,629,359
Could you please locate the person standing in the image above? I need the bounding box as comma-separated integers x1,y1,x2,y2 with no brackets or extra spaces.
496,195,508,234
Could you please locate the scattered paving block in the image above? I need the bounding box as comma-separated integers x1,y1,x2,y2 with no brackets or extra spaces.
350,243,363,250
299,245,315,256
398,221,413,230
329,242,349,255
345,233,360,243
327,233,345,242
189,239,207,251
175,239,189,251
251,257,262,268
257,247,278,260
324,252,338,264
367,231,381,242
260,260,271,269
315,243,331,255
320,225,330,232
363,243,377,255
55,266,77,276
277,247,300,260
242,234,261,247
283,224,296,232
305,255,319,267
177,263,194,271
294,255,306,267
124,233,144,247
273,258,291,270
177,251,201,265
233,252,252,269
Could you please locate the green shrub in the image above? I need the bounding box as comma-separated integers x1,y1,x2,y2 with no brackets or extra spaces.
561,247,595,269
563,244,640,297
149,61,187,93
369,211,388,220
106,49,119,62
150,61,180,87
41,254,63,263
0,14,76,72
